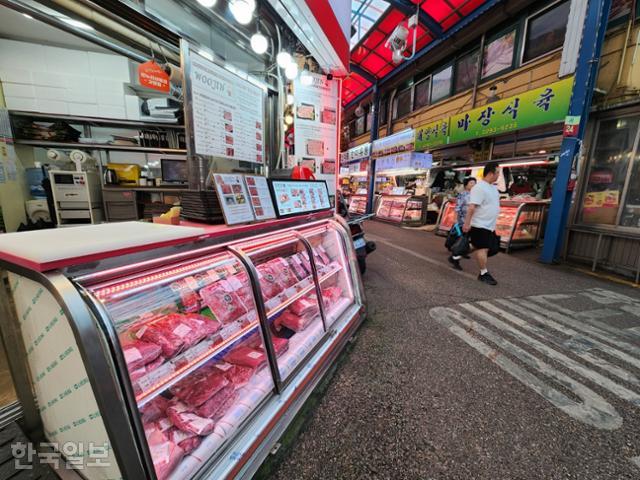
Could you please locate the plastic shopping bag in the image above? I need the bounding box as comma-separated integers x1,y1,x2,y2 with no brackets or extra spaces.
445,224,462,251
488,232,501,257
451,234,470,257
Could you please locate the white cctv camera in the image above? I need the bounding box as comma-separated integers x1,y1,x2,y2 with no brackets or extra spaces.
386,25,409,52
392,50,405,65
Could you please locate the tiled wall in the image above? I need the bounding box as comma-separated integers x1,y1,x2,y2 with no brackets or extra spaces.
0,39,133,119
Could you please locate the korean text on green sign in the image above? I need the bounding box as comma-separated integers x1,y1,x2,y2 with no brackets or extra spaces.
449,77,573,144
415,118,450,151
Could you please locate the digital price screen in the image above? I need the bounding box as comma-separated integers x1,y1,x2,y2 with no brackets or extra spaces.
269,179,331,218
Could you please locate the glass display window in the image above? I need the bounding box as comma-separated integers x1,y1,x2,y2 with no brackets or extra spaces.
522,1,571,63
482,29,516,78
431,65,453,103
88,250,274,480
393,87,412,120
414,76,431,110
580,116,640,226
455,50,480,93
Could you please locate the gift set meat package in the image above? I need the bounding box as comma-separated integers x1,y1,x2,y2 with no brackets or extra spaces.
214,361,256,389
170,365,230,406
199,277,250,324
166,401,216,435
225,345,267,369
274,310,314,332
145,422,185,480
123,340,162,371
195,384,238,419
137,313,222,358
255,261,286,299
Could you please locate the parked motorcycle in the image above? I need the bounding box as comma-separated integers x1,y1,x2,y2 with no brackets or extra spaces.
337,193,376,274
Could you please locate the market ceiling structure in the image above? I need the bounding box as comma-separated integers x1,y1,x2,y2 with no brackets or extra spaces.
344,0,492,107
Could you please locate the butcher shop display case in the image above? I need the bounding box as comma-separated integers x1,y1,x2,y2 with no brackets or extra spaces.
436,198,549,252
375,195,427,226
0,213,364,480
348,195,368,215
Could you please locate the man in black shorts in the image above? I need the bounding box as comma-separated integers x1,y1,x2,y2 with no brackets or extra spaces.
462,163,501,285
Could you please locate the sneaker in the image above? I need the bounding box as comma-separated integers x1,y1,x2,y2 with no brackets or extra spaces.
478,272,497,285
448,256,462,271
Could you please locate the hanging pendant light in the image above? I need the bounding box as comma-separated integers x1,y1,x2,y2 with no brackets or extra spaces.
251,32,268,54
300,62,313,86
277,51,292,69
284,62,298,80
197,0,217,7
229,0,255,25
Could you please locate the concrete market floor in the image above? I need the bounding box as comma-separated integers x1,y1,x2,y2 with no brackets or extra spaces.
267,220,640,480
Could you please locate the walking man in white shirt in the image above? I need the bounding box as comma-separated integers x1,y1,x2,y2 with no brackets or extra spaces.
462,163,501,285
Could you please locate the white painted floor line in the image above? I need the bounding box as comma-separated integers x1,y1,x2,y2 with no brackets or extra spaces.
458,303,640,407
518,297,640,358
485,300,640,385
430,306,622,430
367,234,478,280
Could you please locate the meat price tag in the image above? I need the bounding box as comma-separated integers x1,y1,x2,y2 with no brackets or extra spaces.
173,323,193,338
227,276,242,290
123,347,142,364
185,276,199,291
247,351,263,359
215,362,233,372
219,322,241,340
206,269,221,282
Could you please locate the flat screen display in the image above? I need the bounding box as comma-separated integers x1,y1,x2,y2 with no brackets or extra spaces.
161,159,188,183
269,179,331,218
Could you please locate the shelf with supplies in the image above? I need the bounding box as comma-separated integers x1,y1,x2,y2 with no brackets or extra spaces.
13,139,186,154
8,110,185,130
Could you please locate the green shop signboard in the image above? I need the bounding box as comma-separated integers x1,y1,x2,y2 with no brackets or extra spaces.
415,118,450,151
449,77,573,144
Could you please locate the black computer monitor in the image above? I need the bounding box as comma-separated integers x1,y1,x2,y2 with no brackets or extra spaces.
161,159,188,184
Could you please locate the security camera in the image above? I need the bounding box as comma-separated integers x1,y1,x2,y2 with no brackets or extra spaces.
386,25,409,52
392,50,405,65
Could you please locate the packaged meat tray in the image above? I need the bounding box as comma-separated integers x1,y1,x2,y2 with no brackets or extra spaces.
145,422,184,480
195,384,238,419
321,286,342,308
170,366,230,407
129,355,165,382
168,429,201,454
267,257,299,288
274,311,313,332
271,336,289,356
255,262,286,299
199,279,249,325
138,314,222,358
225,346,266,369
123,340,162,371
289,296,319,317
166,401,216,435
286,255,309,280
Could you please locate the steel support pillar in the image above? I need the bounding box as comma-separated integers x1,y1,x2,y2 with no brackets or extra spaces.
366,83,380,214
540,0,612,263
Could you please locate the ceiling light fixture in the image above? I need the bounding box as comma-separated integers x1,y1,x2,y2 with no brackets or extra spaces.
251,32,268,54
284,114,294,125
277,51,292,68
284,62,298,80
229,0,255,25
286,93,295,105
196,0,217,7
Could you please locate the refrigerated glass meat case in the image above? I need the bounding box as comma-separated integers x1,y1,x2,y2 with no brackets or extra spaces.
0,214,365,480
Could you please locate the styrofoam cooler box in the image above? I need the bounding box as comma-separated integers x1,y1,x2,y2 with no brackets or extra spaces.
44,46,90,75
64,75,97,104
4,97,37,111
34,86,66,100
0,68,32,84
2,82,35,98
98,105,126,119
88,52,130,81
125,95,142,120
0,39,46,70
68,103,100,117
36,99,69,114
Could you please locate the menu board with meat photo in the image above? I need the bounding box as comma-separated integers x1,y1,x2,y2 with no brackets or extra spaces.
294,71,339,194
213,173,255,225
271,180,331,217
190,49,264,163
243,175,276,221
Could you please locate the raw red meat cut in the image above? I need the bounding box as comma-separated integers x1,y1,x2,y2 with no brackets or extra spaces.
140,396,170,423
195,384,237,419
271,336,289,356
199,279,248,324
170,366,229,407
155,417,173,433
321,286,342,308
167,428,201,453
315,246,332,265
215,362,255,389
144,422,184,480
123,341,162,371
146,355,165,372
275,311,313,332
166,400,216,435
225,346,266,369
289,296,319,317
138,313,221,358
230,272,254,307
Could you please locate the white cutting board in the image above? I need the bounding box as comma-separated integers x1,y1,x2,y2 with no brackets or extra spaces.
0,222,205,267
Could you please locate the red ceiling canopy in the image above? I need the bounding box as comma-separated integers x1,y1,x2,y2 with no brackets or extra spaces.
343,0,488,106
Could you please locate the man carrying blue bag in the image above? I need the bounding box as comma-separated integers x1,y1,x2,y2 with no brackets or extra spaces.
447,177,475,269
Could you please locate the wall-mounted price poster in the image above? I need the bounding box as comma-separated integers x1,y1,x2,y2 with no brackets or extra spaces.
213,173,255,225
190,50,264,163
243,175,276,221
